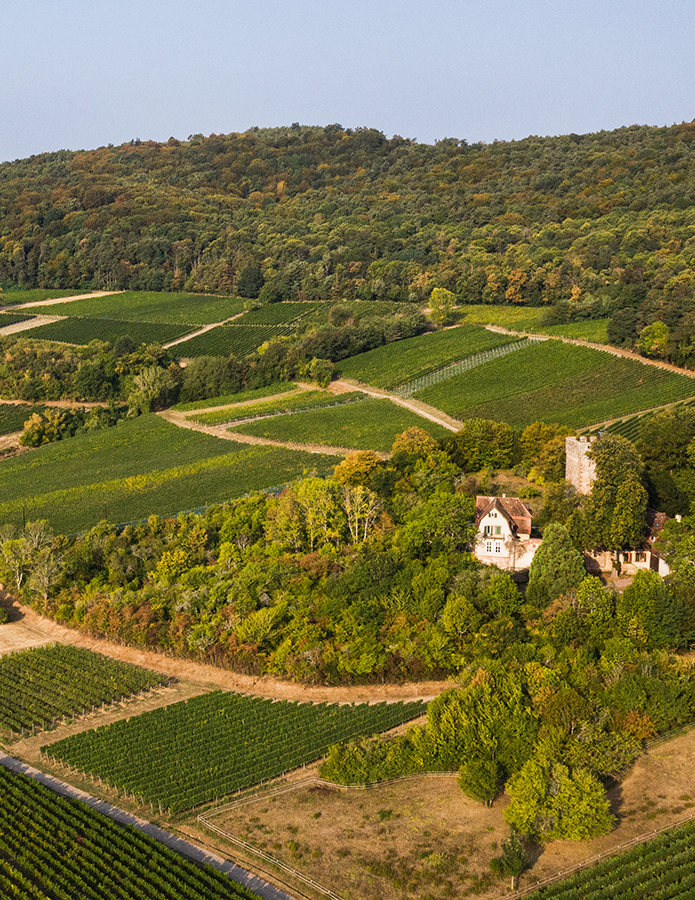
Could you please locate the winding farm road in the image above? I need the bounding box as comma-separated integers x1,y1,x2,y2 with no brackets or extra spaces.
1,290,124,311
0,754,295,900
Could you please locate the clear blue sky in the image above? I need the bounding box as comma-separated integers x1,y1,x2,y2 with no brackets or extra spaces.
3,0,695,162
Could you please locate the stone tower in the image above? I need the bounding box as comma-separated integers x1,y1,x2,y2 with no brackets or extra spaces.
565,436,597,494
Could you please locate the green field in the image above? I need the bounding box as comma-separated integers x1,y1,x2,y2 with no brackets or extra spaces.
231,398,451,450
0,312,36,326
44,691,427,813
173,382,298,411
0,415,336,533
0,645,164,736
539,318,610,342
191,390,362,426
527,817,695,899
21,317,195,346
22,291,246,324
0,289,88,306
0,766,259,899
336,325,512,389
239,301,321,325
457,304,546,332
0,403,45,435
416,341,695,428
174,324,291,357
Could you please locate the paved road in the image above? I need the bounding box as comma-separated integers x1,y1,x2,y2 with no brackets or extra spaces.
0,754,295,900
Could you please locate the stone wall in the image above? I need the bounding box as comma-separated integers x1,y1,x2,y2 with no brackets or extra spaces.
565,436,597,494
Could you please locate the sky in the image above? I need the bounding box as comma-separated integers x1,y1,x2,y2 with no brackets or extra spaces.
2,0,695,163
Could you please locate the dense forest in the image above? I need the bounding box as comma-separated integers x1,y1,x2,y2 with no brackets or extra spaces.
2,122,695,364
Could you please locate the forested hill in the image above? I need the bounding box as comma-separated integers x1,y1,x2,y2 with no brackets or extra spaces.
3,121,695,363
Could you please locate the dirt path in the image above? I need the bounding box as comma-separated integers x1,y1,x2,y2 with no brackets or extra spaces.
158,408,387,459
485,324,695,379
2,290,124,311
163,311,246,349
0,398,109,409
0,597,452,705
0,755,294,900
0,314,66,336
331,378,461,431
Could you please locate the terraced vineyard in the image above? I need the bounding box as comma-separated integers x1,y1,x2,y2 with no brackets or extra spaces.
43,691,427,813
416,341,695,428
0,766,260,899
528,817,695,899
0,402,45,436
191,390,362,426
0,414,336,532
231,398,451,450
336,324,513,389
175,324,292,357
22,291,246,324
0,645,165,736
20,316,195,346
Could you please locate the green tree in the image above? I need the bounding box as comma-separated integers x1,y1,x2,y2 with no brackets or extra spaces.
527,524,585,607
584,435,647,552
490,833,527,890
616,568,683,649
429,287,456,325
505,758,615,841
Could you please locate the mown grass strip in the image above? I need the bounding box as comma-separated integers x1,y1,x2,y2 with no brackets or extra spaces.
191,391,363,426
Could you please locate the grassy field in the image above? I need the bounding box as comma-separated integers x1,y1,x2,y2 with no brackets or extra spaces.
0,289,88,306
231,398,451,450
173,382,298,411
22,291,246,324
539,318,610,342
174,324,291,357
21,316,195,346
0,415,335,533
0,403,45,435
44,692,426,813
191,391,362,426
0,312,36,326
336,325,513,389
416,341,695,428
456,304,546,331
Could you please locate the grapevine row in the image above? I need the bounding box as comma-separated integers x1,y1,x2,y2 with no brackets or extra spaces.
43,692,427,812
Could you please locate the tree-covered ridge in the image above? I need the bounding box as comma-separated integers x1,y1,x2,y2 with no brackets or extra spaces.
3,122,695,363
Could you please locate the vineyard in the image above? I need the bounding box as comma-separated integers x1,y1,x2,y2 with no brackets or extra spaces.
527,817,695,899
0,311,36,327
238,301,320,325
175,324,293,358
0,645,165,737
336,324,513,389
0,766,261,900
0,403,45,436
174,382,297,412
21,316,195,346
0,414,336,532
230,398,451,450
22,291,247,325
191,390,363,426
415,341,695,428
43,692,427,813
0,288,88,306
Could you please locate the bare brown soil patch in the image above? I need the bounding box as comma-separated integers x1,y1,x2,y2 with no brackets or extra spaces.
191,726,695,900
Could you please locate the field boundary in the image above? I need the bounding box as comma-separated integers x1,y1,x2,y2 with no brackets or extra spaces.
5,290,124,310
0,753,293,900
395,337,538,396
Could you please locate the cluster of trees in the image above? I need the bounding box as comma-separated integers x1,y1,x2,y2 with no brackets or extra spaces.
3,122,695,363
19,404,128,447
1,425,694,845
